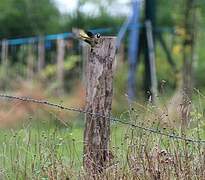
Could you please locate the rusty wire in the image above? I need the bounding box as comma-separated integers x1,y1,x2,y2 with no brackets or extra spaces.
0,93,204,144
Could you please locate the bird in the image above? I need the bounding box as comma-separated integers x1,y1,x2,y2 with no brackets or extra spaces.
72,28,101,50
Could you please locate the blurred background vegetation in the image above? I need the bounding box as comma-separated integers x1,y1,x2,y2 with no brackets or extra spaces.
0,0,205,122
0,0,204,84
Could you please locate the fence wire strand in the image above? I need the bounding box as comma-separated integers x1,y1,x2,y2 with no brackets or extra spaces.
0,93,204,144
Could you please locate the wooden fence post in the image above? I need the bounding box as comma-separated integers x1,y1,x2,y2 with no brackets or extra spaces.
27,43,35,80
37,36,45,72
84,36,116,175
57,38,65,94
1,39,9,75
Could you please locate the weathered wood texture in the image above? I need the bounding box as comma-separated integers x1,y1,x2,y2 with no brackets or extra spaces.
1,40,9,75
1,39,8,64
27,43,35,80
37,37,45,72
57,38,65,93
84,37,116,175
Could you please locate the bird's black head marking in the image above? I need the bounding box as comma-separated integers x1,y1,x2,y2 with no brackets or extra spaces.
85,31,94,38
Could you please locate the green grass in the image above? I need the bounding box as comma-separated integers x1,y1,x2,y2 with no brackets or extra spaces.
0,109,204,179
0,119,130,179
0,85,205,179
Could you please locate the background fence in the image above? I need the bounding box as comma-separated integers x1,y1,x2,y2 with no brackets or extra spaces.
0,28,113,93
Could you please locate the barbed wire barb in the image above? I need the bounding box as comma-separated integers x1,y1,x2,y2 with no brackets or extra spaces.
0,93,204,144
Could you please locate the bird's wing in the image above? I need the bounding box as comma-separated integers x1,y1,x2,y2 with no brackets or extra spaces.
72,28,91,40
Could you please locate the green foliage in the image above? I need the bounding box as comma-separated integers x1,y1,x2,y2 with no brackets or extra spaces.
0,0,125,38
157,0,190,27
41,55,80,79
0,103,205,178
63,11,124,32
0,0,61,38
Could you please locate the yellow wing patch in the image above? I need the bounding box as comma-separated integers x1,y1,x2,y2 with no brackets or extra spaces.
72,28,91,41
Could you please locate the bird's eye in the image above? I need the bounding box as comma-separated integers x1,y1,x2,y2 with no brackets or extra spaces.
96,33,101,38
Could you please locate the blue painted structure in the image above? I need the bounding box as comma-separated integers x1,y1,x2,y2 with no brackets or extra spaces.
127,0,141,101
1,28,112,46
2,24,173,47
116,0,141,101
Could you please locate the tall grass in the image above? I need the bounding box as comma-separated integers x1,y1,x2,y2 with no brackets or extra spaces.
0,77,205,179
0,99,204,179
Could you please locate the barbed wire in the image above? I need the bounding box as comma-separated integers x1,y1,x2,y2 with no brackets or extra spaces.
0,93,204,144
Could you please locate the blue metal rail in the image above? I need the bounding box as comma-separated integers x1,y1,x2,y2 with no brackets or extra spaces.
1,28,113,46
